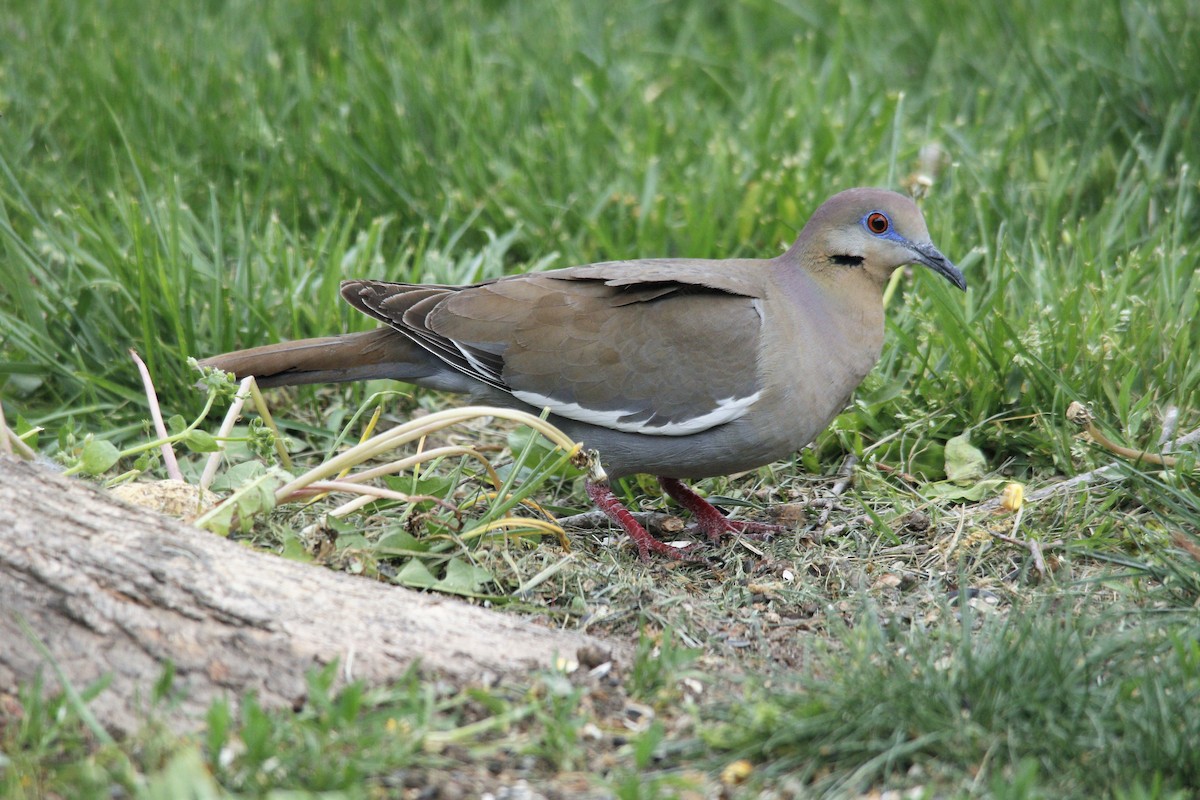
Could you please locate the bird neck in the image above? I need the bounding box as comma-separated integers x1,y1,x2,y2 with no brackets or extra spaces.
768,255,886,358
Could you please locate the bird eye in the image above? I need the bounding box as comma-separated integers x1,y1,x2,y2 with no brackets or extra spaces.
866,212,890,235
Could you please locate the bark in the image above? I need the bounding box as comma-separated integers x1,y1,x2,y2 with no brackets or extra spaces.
0,457,623,734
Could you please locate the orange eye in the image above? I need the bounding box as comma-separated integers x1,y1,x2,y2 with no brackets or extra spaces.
866,212,890,234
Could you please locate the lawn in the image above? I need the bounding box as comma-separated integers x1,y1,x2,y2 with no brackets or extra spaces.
2,0,1199,797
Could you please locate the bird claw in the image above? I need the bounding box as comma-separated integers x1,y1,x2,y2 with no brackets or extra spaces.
637,538,709,563
685,516,784,543
658,477,785,544
585,477,786,563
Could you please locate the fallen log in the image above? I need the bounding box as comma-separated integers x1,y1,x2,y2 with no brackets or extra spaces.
0,457,622,734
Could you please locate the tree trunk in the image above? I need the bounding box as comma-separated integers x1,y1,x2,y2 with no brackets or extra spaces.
0,457,623,734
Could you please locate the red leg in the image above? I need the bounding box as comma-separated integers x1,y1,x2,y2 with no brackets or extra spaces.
658,477,784,543
585,479,696,561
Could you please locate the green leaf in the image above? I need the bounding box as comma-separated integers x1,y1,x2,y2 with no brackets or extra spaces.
507,428,583,480
633,721,666,770
383,472,455,502
925,478,1007,502
201,501,236,537
232,480,278,525
201,465,290,535
394,558,439,589
80,438,120,475
204,699,232,773
133,451,159,472
14,415,39,449
376,528,430,553
335,533,369,552
944,432,987,483
209,460,268,491
277,528,313,562
152,660,176,702
435,557,494,595
182,429,220,453
142,746,224,800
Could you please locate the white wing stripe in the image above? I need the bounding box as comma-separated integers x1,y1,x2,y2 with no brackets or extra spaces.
451,340,503,383
512,390,761,436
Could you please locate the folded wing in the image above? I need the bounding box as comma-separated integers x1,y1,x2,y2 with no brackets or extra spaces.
341,261,767,436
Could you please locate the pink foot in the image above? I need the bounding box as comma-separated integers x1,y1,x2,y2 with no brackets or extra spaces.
585,479,701,561
658,477,785,543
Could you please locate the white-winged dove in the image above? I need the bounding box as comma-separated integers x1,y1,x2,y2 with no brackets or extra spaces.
201,188,966,560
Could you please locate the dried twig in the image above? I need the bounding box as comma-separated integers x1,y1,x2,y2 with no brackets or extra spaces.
985,497,1064,581
130,350,182,481
288,481,462,517
0,398,9,458
966,408,1199,517
1163,421,1200,453
201,375,292,493
969,465,1120,515
0,399,38,460
195,404,583,544
1159,406,1180,448
555,509,680,533
1067,401,1187,468
818,454,858,526
200,376,251,492
822,514,873,538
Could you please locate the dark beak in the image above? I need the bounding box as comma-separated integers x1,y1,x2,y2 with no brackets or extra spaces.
908,241,967,291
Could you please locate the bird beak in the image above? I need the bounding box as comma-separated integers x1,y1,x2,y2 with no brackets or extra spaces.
908,241,967,291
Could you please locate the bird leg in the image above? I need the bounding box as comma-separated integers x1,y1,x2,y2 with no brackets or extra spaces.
584,479,697,561
657,477,784,542
581,475,781,560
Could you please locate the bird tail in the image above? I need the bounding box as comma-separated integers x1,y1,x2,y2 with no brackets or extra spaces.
198,328,423,388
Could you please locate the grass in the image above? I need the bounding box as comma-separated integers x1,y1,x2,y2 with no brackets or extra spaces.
3,0,1200,796
711,597,1200,797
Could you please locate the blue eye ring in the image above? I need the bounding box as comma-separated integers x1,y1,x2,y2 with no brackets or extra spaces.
864,211,890,235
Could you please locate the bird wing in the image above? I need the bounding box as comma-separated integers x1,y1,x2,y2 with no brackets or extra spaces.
341,260,767,436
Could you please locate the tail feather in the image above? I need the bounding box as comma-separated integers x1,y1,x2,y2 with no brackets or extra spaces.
198,328,428,388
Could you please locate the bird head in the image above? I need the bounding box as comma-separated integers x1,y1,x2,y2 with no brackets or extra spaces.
792,188,966,291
